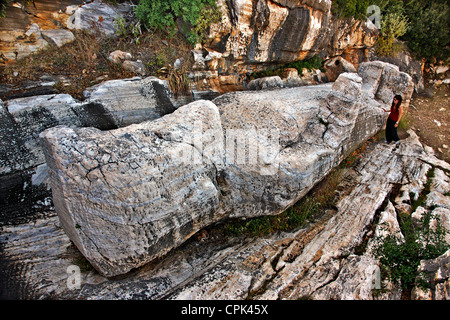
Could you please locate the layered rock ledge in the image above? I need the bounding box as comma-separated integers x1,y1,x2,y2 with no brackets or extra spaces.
0,76,182,225
2,130,449,300
39,61,414,277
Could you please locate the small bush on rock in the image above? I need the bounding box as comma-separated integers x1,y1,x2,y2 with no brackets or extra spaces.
375,12,409,56
134,0,221,45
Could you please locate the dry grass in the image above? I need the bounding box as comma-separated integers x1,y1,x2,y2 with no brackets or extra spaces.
0,29,194,100
408,85,450,163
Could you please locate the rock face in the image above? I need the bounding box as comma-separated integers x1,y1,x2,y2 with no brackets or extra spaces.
0,0,376,67
65,0,131,36
0,77,178,225
368,43,425,94
1,0,381,97
1,76,177,176
2,129,449,300
324,56,357,82
39,61,413,277
190,0,378,93
413,250,450,300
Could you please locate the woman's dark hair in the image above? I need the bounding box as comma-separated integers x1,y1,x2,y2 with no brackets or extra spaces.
392,95,403,109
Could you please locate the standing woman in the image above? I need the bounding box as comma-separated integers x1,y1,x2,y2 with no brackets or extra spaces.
383,95,403,144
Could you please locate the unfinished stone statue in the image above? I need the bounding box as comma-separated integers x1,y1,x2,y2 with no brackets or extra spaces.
40,61,414,277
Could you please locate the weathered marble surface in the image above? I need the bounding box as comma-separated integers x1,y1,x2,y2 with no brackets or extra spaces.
0,76,181,226
1,130,449,300
1,77,177,177
39,62,414,277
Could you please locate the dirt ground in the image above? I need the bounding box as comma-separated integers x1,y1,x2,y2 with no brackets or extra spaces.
407,84,450,163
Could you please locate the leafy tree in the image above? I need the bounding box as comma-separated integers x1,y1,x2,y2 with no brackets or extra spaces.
370,0,405,15
374,211,449,291
401,0,450,60
134,0,221,45
376,12,409,56
331,0,449,61
331,0,370,19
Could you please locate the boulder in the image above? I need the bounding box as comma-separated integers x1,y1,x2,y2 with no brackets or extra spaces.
0,76,179,225
435,65,449,75
1,94,81,176
359,61,415,114
1,76,177,177
40,61,414,277
324,56,357,82
108,50,132,64
40,100,225,277
82,77,176,127
122,60,146,76
66,0,131,36
374,63,415,113
368,43,425,94
41,29,75,48
13,24,49,60
247,76,284,90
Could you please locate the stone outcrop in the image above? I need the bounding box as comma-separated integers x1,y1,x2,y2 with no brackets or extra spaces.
190,0,378,93
39,61,413,277
206,0,377,64
368,42,425,94
413,250,450,300
256,131,450,300
0,76,179,225
1,76,177,176
2,129,449,300
0,0,131,62
65,0,131,36
247,75,284,90
40,100,225,277
324,56,357,82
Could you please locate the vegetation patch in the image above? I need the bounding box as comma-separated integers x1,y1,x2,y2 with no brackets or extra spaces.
247,55,325,81
221,148,364,238
373,166,450,298
134,0,222,45
331,0,449,61
375,12,409,57
0,28,193,100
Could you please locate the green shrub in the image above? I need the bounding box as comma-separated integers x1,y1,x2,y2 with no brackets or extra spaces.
331,0,370,20
402,0,450,60
0,0,10,20
134,0,221,45
375,12,409,56
285,55,325,76
374,165,449,292
374,210,449,291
